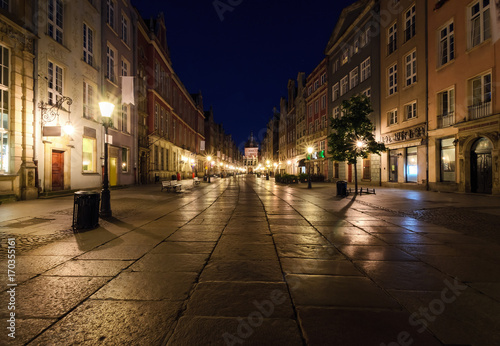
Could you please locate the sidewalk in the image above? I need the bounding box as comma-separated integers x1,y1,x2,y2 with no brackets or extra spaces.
1,176,500,345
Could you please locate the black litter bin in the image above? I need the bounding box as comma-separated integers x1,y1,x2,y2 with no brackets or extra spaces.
72,191,100,230
336,181,348,196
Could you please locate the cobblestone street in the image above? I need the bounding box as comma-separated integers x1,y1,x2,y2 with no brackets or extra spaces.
1,176,500,345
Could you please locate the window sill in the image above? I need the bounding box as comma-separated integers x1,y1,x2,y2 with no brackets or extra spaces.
45,35,71,53
106,23,119,37
402,81,417,92
436,59,455,72
466,38,491,54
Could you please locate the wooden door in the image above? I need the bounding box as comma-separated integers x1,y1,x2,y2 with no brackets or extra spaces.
52,151,64,191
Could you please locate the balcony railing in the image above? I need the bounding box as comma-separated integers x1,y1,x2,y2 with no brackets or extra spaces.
437,111,455,128
468,101,492,120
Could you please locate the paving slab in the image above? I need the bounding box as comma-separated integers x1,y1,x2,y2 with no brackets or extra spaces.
183,281,294,318
91,272,197,301
200,260,283,282
43,259,133,277
129,253,209,272
167,316,303,346
30,300,182,346
280,258,363,276
339,245,418,261
297,307,442,346
286,275,400,309
150,241,216,254
0,276,110,319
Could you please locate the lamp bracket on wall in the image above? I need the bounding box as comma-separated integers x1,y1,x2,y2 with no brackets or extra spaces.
39,96,73,126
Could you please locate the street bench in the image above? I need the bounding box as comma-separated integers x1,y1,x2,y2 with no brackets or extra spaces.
193,177,201,186
161,180,182,192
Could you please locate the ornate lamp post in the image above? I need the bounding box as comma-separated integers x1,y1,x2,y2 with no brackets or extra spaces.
99,102,114,218
307,146,313,189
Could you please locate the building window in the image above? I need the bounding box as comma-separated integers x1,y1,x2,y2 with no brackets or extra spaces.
82,137,96,172
48,61,63,105
404,4,416,42
353,39,360,54
340,75,349,95
314,80,319,90
321,73,327,85
333,59,339,74
469,0,491,49
332,82,339,101
48,0,63,44
406,147,418,182
388,109,398,125
315,100,319,113
321,95,326,110
83,23,93,66
362,88,371,102
437,88,455,127
333,106,340,119
309,123,313,134
121,14,129,45
121,104,129,132
439,22,454,66
388,22,397,55
350,67,359,89
0,0,8,10
322,115,327,128
121,147,129,172
468,72,492,119
106,0,115,29
0,45,9,173
341,48,349,65
360,57,371,82
308,105,313,118
388,64,397,95
83,81,94,120
315,119,319,131
405,50,417,86
106,45,116,83
154,103,159,130
121,59,128,77
405,101,417,120
440,138,456,182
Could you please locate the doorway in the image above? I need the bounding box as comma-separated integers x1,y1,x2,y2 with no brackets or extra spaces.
389,150,398,182
52,150,64,191
471,138,492,194
110,157,117,186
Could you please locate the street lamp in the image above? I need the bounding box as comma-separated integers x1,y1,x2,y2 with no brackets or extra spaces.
207,155,212,183
307,146,313,189
99,101,114,218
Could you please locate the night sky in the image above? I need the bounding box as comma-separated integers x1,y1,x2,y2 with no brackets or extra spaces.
134,0,355,150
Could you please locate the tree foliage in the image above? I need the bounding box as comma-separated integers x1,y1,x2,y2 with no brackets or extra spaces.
328,94,386,164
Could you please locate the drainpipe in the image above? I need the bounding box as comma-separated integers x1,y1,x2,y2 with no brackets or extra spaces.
32,2,40,194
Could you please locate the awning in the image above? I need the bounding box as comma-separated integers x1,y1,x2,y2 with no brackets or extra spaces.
298,159,306,167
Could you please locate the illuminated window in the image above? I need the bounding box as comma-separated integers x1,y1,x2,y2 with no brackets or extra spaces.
82,137,96,172
440,138,455,182
406,147,418,182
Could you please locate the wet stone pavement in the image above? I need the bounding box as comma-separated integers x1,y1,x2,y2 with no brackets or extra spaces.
1,176,500,345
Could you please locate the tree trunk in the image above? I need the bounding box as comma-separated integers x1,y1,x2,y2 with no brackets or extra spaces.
354,157,358,195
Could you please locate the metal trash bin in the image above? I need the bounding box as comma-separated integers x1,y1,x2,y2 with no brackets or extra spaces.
336,181,348,196
72,191,100,230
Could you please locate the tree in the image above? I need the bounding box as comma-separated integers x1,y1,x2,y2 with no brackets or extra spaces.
328,94,386,195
